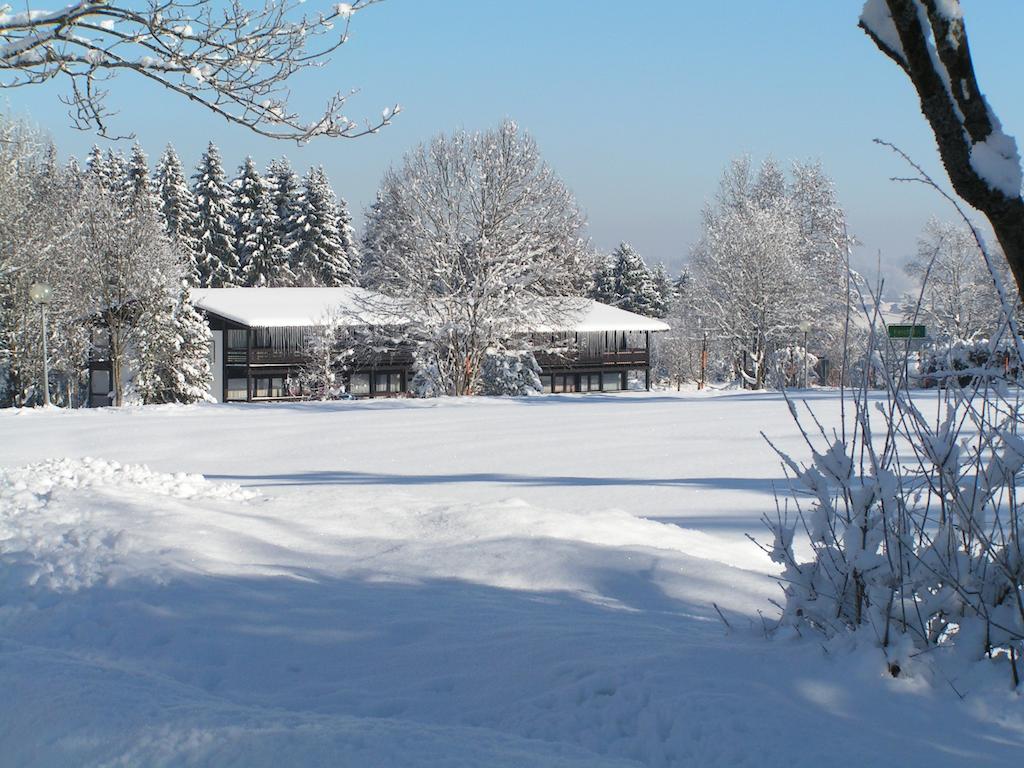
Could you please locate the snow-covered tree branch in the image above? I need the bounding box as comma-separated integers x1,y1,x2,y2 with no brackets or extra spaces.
362,120,591,396
859,0,1024,295
0,0,399,140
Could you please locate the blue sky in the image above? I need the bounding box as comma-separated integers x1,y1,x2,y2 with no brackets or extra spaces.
5,0,1023,295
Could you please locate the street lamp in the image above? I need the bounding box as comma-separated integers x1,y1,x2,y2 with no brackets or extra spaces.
799,319,811,389
29,282,52,407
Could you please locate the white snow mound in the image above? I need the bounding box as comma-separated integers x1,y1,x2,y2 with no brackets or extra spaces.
0,457,257,591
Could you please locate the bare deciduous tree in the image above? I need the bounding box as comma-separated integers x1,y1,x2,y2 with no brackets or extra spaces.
860,0,1024,295
362,120,590,397
903,218,1007,341
0,0,398,140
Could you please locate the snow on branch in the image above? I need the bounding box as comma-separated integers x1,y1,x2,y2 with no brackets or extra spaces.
0,0,399,141
859,0,1024,295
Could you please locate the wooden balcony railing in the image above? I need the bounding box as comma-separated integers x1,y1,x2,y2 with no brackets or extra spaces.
249,348,304,365
534,349,649,369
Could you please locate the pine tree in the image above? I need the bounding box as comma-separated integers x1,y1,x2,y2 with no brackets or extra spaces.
611,242,661,316
135,290,212,404
192,142,239,287
480,349,543,396
293,166,352,286
650,263,676,319
338,194,360,281
266,157,303,271
360,192,391,286
170,292,214,403
236,156,292,287
127,143,158,214
589,254,618,304
85,145,111,190
155,145,202,287
105,148,131,209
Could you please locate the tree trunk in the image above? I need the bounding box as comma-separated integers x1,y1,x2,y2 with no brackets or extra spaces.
110,330,124,407
861,0,1024,297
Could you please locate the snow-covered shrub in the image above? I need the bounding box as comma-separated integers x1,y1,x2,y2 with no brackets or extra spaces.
767,345,818,389
410,358,444,399
762,288,1024,688
916,338,1021,388
479,349,543,397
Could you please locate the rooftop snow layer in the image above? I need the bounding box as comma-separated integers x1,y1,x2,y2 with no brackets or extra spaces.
190,288,670,332
530,298,671,333
190,287,401,328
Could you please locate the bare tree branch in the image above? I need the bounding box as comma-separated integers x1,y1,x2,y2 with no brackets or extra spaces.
0,0,400,141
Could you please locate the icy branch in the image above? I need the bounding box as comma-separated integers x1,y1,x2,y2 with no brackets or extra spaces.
0,0,399,141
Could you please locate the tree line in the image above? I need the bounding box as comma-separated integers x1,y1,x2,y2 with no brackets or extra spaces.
86,142,359,290
7,113,1012,407
0,119,212,407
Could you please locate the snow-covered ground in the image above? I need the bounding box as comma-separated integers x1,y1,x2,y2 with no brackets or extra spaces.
1,391,1021,766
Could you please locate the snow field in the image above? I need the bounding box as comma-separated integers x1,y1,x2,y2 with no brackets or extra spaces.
1,391,1022,766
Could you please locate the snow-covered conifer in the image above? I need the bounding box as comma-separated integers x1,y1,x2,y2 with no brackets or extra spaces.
126,143,158,214
105,148,131,208
236,157,293,287
589,255,617,305
136,291,213,404
650,263,676,319
155,145,202,287
338,194,360,280
192,142,239,287
479,349,543,396
293,166,352,286
610,242,661,317
266,157,303,269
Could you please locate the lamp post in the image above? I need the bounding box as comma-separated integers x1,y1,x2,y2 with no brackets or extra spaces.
799,319,811,389
698,329,708,390
28,282,52,407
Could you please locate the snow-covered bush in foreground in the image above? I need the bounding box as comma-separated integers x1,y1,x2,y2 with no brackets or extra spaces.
762,310,1024,689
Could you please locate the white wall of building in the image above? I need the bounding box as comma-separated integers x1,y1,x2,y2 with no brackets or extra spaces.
210,330,223,403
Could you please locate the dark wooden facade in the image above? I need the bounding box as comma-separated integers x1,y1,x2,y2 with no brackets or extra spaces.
533,330,653,393
207,312,413,402
85,312,657,405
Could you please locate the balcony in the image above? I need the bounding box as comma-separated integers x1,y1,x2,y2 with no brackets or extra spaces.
249,348,305,366
535,349,648,370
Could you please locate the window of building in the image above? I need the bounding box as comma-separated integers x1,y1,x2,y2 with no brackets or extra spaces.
625,331,647,350
602,372,622,391
90,369,110,396
554,374,575,393
350,373,370,395
226,378,249,401
374,372,403,394
227,329,248,349
251,376,286,399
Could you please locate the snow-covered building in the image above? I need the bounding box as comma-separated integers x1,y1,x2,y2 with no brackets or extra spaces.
184,287,669,402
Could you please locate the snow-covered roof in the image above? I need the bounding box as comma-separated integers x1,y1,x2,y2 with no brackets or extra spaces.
190,288,670,333
190,287,399,328
530,298,671,333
